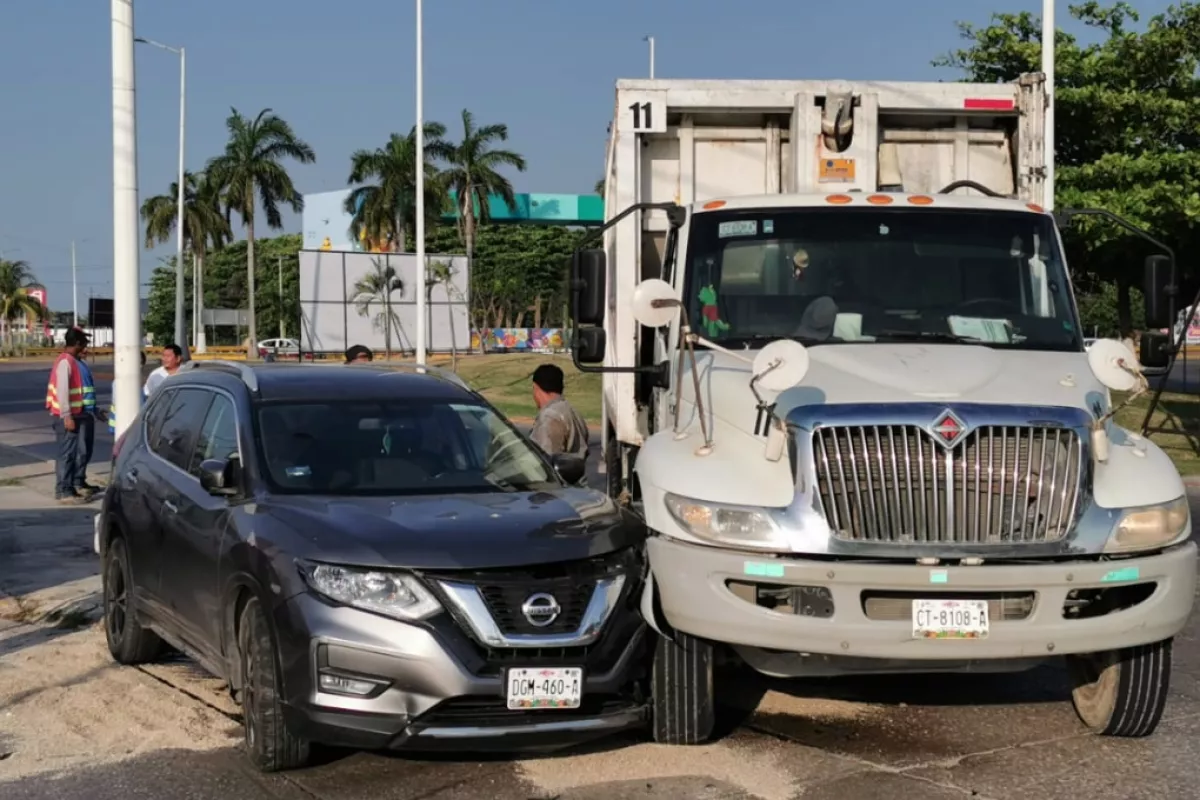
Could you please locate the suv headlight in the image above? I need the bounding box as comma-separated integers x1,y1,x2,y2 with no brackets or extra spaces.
1105,496,1190,553
302,562,441,621
663,492,784,550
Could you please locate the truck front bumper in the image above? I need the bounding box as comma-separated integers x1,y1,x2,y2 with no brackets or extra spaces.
647,537,1197,660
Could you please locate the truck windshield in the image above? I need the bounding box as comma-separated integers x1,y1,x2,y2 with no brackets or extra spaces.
682,207,1082,352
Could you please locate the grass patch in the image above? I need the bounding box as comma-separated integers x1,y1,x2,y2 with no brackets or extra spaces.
0,477,20,487
448,353,602,426
1112,390,1200,475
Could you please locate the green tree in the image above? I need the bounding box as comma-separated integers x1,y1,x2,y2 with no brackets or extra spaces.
442,109,527,265
426,258,460,367
593,177,605,196
345,125,454,254
140,170,232,345
207,108,315,355
352,258,407,358
0,259,44,345
935,1,1200,333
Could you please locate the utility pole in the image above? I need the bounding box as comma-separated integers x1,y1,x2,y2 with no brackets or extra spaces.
112,0,142,438
1042,0,1055,211
71,240,78,326
414,0,427,365
278,255,285,339
644,35,655,79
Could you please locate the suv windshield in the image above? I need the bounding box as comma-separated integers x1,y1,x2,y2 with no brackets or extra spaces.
683,207,1082,352
257,399,557,496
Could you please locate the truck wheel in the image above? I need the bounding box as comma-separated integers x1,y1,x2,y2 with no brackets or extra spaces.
650,631,716,745
239,596,311,771
1066,639,1172,737
102,536,164,664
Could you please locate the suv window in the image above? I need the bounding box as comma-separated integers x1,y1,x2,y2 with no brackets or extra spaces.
189,393,240,476
153,388,213,472
142,388,176,451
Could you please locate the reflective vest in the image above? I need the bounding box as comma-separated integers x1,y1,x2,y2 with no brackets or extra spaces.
45,353,85,417
77,360,98,411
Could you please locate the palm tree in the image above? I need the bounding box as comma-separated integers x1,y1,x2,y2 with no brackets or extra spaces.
345,124,453,254
426,258,459,370
593,177,605,195
141,170,231,349
442,109,527,265
352,258,407,358
207,108,315,357
0,259,45,347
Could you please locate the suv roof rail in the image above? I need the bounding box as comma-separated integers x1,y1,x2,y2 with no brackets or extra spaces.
375,362,472,391
182,359,260,392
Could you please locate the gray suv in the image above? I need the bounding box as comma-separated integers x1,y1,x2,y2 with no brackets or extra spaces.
97,361,649,771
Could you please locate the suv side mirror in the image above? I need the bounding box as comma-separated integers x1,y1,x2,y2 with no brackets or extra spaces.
199,457,238,496
550,453,587,486
573,249,607,326
1140,330,1171,371
1143,254,1175,329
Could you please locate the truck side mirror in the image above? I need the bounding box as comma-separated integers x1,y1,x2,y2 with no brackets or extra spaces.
575,327,606,364
573,249,607,326
1143,254,1175,329
1140,330,1171,371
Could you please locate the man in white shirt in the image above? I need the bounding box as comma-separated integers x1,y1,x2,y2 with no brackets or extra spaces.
143,344,183,397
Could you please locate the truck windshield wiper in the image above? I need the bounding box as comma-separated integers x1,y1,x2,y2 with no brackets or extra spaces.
875,330,985,344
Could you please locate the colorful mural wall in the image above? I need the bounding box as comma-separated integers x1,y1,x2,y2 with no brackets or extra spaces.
470,328,566,352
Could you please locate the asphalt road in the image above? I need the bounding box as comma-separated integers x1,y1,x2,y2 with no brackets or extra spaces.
3,359,1200,799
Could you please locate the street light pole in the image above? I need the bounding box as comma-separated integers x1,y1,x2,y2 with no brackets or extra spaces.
1042,0,1055,211
71,240,78,326
135,36,187,357
415,0,427,365
644,35,655,79
112,0,142,438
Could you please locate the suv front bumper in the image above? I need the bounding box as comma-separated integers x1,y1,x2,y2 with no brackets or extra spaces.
647,536,1197,661
272,590,648,752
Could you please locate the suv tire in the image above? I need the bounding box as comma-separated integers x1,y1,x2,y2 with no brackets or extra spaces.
650,631,716,745
1066,639,1172,737
102,536,164,664
239,596,311,771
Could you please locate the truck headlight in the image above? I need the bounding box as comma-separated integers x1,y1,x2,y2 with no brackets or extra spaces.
664,492,784,550
1105,497,1190,553
301,562,441,621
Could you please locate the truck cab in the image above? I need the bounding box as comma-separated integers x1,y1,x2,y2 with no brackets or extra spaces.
573,75,1196,745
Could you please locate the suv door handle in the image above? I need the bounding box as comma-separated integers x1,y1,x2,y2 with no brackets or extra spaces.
162,499,178,514
126,468,139,484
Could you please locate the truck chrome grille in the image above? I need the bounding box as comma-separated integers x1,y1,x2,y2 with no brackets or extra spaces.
813,424,1083,544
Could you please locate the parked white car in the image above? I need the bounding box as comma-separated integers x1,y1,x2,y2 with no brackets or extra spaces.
256,338,310,360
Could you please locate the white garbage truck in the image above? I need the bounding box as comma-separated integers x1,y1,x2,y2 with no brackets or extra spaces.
571,74,1197,744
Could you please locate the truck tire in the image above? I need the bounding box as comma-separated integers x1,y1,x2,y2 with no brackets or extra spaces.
239,596,311,771
102,536,165,664
650,631,716,745
1066,639,1172,737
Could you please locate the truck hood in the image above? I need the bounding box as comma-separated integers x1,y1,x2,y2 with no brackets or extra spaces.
680,344,1108,432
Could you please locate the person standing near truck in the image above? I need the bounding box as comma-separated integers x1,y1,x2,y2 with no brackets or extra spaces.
45,328,93,504
143,344,183,397
529,363,590,459
74,341,107,495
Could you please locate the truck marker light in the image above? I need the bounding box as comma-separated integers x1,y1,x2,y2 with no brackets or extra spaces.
964,98,1015,110
907,195,934,205
1027,203,1045,212
1101,566,1140,583
866,194,893,205
825,194,853,205
744,561,785,578
929,570,949,584
702,200,726,210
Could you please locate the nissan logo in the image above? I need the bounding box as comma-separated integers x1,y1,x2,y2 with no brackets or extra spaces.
521,593,561,628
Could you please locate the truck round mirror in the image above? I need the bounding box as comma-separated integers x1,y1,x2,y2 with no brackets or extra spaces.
751,339,810,392
631,279,682,328
1086,338,1140,392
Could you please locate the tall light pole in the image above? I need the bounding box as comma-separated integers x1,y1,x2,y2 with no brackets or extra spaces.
644,35,655,79
414,0,427,365
1042,0,1055,211
135,36,187,357
71,240,78,326
112,0,141,438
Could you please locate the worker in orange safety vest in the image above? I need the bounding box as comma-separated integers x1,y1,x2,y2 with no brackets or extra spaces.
45,328,95,504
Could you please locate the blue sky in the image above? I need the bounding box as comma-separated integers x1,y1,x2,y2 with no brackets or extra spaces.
0,0,1172,310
